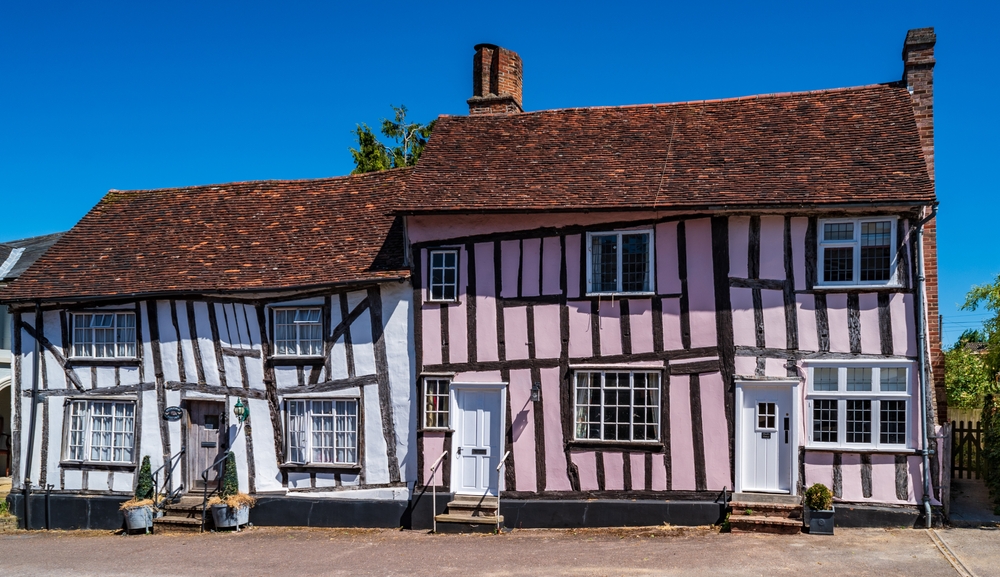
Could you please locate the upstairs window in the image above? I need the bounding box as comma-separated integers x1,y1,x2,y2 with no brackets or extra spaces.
586,230,653,295
65,400,135,463
428,249,459,302
274,308,322,356
818,218,897,286
71,312,136,358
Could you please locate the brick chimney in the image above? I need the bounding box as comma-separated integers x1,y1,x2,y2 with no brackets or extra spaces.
903,27,935,182
468,44,523,115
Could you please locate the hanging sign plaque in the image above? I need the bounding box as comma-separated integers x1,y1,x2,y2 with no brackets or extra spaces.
163,406,183,421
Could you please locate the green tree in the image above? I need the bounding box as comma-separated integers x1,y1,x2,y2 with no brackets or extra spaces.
221,452,239,499
350,105,435,174
945,340,994,409
962,274,1000,378
135,455,154,501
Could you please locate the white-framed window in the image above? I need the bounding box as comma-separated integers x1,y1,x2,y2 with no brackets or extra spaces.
273,308,322,356
64,400,136,463
806,364,911,449
423,378,450,429
286,399,358,465
586,230,654,295
428,249,459,302
574,370,660,442
71,312,137,358
817,217,898,286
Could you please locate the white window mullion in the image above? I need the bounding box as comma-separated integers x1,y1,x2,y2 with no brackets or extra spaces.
616,234,624,293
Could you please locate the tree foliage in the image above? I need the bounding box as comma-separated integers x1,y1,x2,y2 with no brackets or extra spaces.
945,333,994,409
981,394,1000,513
350,105,435,174
962,274,1000,378
135,455,154,501
221,452,239,499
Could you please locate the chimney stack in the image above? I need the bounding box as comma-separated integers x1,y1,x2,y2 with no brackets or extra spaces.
468,44,523,115
902,27,935,182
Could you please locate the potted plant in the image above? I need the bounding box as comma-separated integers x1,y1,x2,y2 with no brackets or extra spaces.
804,482,835,535
208,452,255,530
120,455,156,534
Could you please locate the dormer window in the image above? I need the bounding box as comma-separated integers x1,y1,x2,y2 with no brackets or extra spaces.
273,308,323,356
586,230,654,295
818,217,897,286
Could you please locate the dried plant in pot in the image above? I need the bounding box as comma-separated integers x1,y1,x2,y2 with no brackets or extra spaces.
209,453,254,530
120,456,156,534
803,483,835,535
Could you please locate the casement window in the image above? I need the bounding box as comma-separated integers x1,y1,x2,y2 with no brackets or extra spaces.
286,399,358,465
71,312,137,358
65,400,136,463
586,230,654,295
806,365,911,449
428,249,459,302
423,378,450,429
574,370,660,442
273,308,322,356
817,217,897,286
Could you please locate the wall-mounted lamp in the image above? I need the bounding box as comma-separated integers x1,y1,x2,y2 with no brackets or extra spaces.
530,382,541,403
233,398,249,423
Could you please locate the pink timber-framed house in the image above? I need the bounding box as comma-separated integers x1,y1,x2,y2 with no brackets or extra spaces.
403,28,945,530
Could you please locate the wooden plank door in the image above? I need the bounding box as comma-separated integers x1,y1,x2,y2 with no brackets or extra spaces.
186,401,226,492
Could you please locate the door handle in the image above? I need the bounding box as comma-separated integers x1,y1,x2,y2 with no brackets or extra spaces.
457,447,463,455
784,416,790,444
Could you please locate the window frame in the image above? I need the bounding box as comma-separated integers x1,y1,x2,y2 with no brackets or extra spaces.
61,399,137,465
69,311,138,359
284,397,360,467
422,377,451,430
427,248,460,303
805,362,913,451
584,229,656,296
572,369,662,444
271,306,324,358
816,216,899,288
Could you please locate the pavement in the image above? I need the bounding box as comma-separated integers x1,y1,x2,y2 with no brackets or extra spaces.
0,526,994,577
950,478,1000,528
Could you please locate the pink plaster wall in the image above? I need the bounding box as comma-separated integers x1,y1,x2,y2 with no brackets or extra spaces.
501,240,520,298
891,293,918,357
870,454,900,503
521,238,541,297
422,305,442,365
541,367,572,490
662,298,683,351
542,237,562,295
791,218,808,291
566,234,581,299
909,456,926,504
761,289,786,349
730,288,755,347
599,300,623,357
656,222,681,294
826,293,851,353
759,216,785,280
700,372,732,491
534,304,562,359
422,432,447,485
572,452,600,491
670,374,696,490
840,453,864,501
630,453,646,489
796,295,819,351
803,451,834,491
603,453,625,490
734,356,756,377
453,370,503,383
568,301,593,358
629,299,654,354
764,358,787,377
504,306,530,361
474,243,499,362
651,454,667,490
728,216,750,279
859,293,881,355
685,219,717,348
508,369,537,492
448,247,469,363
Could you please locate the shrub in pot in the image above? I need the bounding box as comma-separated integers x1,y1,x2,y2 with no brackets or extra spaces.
804,483,835,535
120,455,156,534
208,452,254,530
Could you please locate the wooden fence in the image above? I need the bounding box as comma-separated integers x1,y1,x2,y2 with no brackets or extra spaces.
951,420,983,479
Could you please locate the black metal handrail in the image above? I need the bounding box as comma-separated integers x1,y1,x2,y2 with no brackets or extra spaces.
200,449,231,532
152,449,185,509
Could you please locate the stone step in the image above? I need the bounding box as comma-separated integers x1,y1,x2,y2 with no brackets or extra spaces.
434,513,503,534
729,515,803,535
730,501,803,519
153,516,204,533
446,502,498,515
449,495,499,506
732,492,801,505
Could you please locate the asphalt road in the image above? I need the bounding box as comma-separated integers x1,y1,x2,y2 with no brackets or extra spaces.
0,526,989,577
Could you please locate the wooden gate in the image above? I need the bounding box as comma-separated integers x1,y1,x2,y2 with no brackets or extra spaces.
951,420,983,479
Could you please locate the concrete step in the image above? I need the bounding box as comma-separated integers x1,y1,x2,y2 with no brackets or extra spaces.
434,513,503,534
732,492,800,505
729,515,803,535
153,516,205,533
449,495,498,507
730,501,803,520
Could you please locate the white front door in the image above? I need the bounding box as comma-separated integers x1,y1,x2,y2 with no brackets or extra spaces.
740,384,793,493
451,385,504,495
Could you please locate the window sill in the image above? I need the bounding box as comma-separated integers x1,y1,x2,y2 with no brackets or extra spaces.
269,356,325,367
803,445,916,454
418,427,454,434
427,299,462,305
584,292,656,298
66,358,139,368
811,284,903,291
567,440,664,452
60,461,136,471
279,463,361,473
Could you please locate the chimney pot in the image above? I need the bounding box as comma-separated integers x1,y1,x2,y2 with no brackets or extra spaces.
901,27,935,182
468,44,523,115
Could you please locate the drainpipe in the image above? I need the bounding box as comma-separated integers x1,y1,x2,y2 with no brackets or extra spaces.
21,302,42,530
915,207,937,529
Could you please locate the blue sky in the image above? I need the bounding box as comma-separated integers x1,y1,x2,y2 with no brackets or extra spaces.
1,1,996,345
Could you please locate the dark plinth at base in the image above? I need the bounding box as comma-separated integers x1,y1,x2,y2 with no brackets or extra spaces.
250,497,408,528
833,504,923,528
6,493,129,530
499,499,725,529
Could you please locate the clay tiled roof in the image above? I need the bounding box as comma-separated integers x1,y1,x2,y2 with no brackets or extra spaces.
1,169,411,303
403,84,935,213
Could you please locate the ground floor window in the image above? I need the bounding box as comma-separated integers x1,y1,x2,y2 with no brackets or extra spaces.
574,370,660,442
806,364,911,449
286,399,358,465
423,378,450,429
65,400,135,463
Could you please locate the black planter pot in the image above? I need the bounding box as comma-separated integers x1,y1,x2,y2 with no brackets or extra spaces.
805,507,835,535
